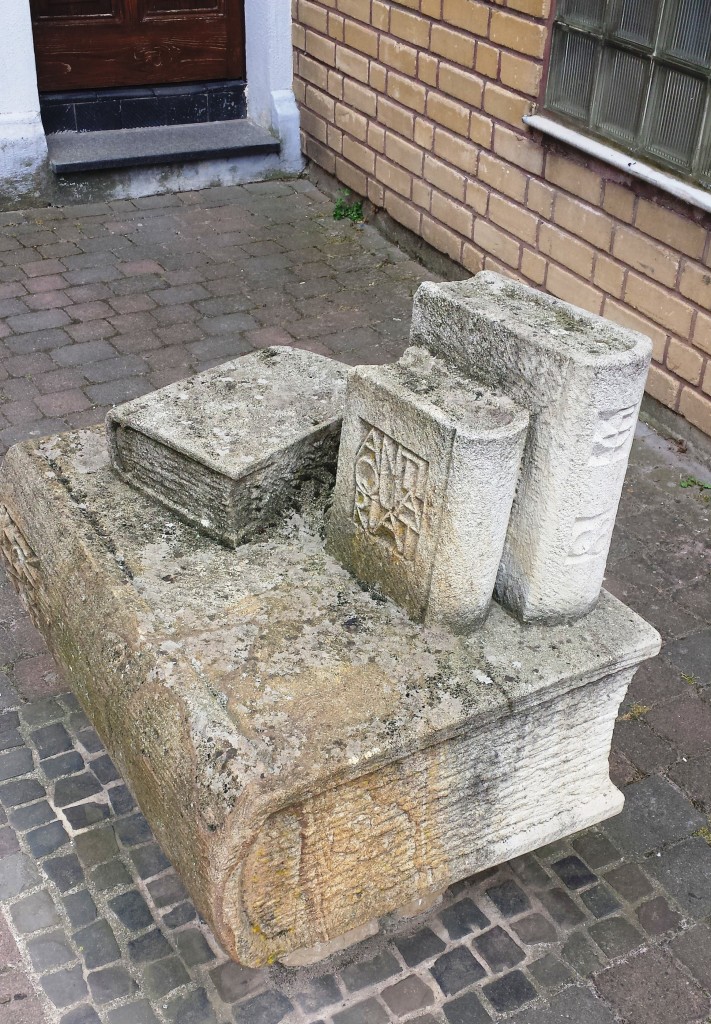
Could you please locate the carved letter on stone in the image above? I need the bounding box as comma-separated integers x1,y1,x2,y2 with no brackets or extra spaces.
353,424,428,561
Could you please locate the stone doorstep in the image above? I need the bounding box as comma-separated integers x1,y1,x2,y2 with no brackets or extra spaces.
0,425,660,967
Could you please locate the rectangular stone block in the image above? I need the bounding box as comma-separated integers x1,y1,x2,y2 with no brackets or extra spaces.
410,272,653,623
0,428,660,967
327,347,529,631
106,347,347,547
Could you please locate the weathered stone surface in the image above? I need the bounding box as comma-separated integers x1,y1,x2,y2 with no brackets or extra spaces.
327,346,528,631
0,428,660,967
410,272,653,623
107,347,347,547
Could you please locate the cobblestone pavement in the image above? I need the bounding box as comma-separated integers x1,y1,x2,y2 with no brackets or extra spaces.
0,180,710,1024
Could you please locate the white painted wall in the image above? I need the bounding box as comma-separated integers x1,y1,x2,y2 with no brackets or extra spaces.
0,0,47,193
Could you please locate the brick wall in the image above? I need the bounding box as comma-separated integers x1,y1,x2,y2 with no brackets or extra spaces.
292,0,711,439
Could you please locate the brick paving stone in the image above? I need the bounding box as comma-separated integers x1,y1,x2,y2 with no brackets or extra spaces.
603,862,653,903
645,837,711,918
579,885,621,919
27,931,75,972
509,985,616,1024
0,747,33,781
54,773,103,807
87,966,137,1004
550,856,597,890
90,754,120,785
127,928,173,964
483,970,537,1013
527,954,574,991
90,858,132,891
293,975,341,1014
646,695,711,756
74,825,119,867
560,931,605,977
537,889,586,930
431,946,486,995
595,947,709,1024
341,951,401,992
41,964,88,1008
174,928,214,966
512,913,557,944
26,820,70,858
588,916,644,958
74,920,121,969
107,1001,159,1024
10,890,60,933
330,997,388,1024
63,891,98,928
11,801,55,831
60,1007,101,1024
0,778,46,807
474,926,525,972
439,897,490,939
64,803,110,830
164,987,219,1024
393,928,446,967
671,922,711,992
663,629,711,685
635,895,682,936
381,975,436,1016
442,990,492,1024
42,752,85,781
43,853,84,893
210,960,264,1004
141,956,189,999
485,879,531,917
31,723,72,759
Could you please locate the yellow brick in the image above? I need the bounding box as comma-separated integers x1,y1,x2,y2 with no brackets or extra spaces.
370,62,387,91
300,108,328,144
422,214,463,261
527,179,554,218
305,84,334,121
378,96,415,138
593,255,626,299
334,45,368,83
418,53,439,87
387,73,427,113
470,112,493,148
545,153,602,206
466,179,488,215
602,299,667,361
478,152,527,202
328,13,345,42
439,64,484,107
327,68,344,99
703,362,711,397
390,7,431,46
667,339,705,385
462,243,485,274
434,127,477,173
645,363,681,408
692,312,711,356
441,0,489,33
305,28,336,65
635,200,707,260
603,182,636,223
539,224,594,278
414,117,435,151
368,178,385,206
293,22,306,50
612,227,680,288
489,10,546,57
521,248,547,285
546,265,603,315
344,20,379,57
489,194,538,245
372,0,390,30
304,134,336,174
327,123,343,153
679,386,711,434
412,178,431,211
337,0,368,19
335,103,368,142
431,191,473,235
299,0,328,32
473,219,521,268
493,124,544,175
343,79,377,117
368,122,386,153
553,195,613,252
506,0,551,13
424,155,466,201
385,132,423,174
379,36,418,76
335,156,368,196
624,273,693,336
342,135,375,174
421,0,442,17
476,41,500,78
500,52,542,97
299,54,329,89
483,83,532,127
430,24,476,66
376,155,413,197
427,92,471,135
679,261,711,306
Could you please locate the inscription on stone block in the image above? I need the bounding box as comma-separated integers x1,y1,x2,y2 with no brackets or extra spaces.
353,423,429,562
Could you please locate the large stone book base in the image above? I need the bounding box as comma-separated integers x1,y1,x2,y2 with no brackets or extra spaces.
0,275,661,968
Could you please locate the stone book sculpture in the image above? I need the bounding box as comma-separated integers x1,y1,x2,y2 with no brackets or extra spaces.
0,273,660,968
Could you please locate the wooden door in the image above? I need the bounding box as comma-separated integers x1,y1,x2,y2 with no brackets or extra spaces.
30,0,245,92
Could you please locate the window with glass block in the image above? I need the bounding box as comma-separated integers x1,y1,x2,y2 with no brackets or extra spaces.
545,0,711,188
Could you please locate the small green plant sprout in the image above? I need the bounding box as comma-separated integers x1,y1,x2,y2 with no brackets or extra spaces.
333,189,364,223
681,672,697,686
692,825,711,846
680,475,711,491
618,703,651,722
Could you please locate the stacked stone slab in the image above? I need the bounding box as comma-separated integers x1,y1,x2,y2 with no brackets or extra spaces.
410,272,653,623
326,346,528,632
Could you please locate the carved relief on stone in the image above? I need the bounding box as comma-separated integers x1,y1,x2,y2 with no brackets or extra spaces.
353,423,429,562
0,505,47,629
567,511,613,563
589,406,637,465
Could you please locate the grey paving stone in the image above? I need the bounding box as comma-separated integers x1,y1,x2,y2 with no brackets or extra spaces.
31,723,72,759
0,778,46,807
91,859,132,891
42,752,85,780
560,931,605,977
141,956,190,999
381,975,436,1016
8,799,54,831
550,856,597,890
0,746,33,780
645,837,711,917
589,916,644,958
595,946,708,1024
635,895,682,936
512,913,557,945
209,960,264,1004
10,889,60,933
603,863,653,903
175,928,215,967
330,997,388,1024
0,851,40,898
87,965,137,1004
483,970,537,1013
474,926,525,972
341,951,401,992
580,885,621,919
41,964,88,1008
74,825,119,867
128,928,173,963
165,987,219,1024
537,889,586,929
64,802,110,830
90,754,120,784
294,975,341,1014
439,897,490,939
571,832,620,870
670,922,711,991
0,823,19,857
146,872,187,907
64,890,98,928
130,842,170,879
508,985,615,1024
431,945,486,996
27,931,76,972
108,890,153,931
393,928,446,967
602,776,705,855
21,699,64,728
443,990,492,1024
60,1006,101,1024
54,772,102,807
663,629,711,685
163,902,197,928
528,954,575,991
74,920,121,969
107,1001,160,1024
27,819,70,858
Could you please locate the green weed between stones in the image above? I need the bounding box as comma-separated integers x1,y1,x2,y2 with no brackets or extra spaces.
692,825,711,846
618,703,651,722
333,190,364,223
680,475,711,491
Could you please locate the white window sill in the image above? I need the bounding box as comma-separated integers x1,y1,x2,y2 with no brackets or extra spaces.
524,113,711,216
